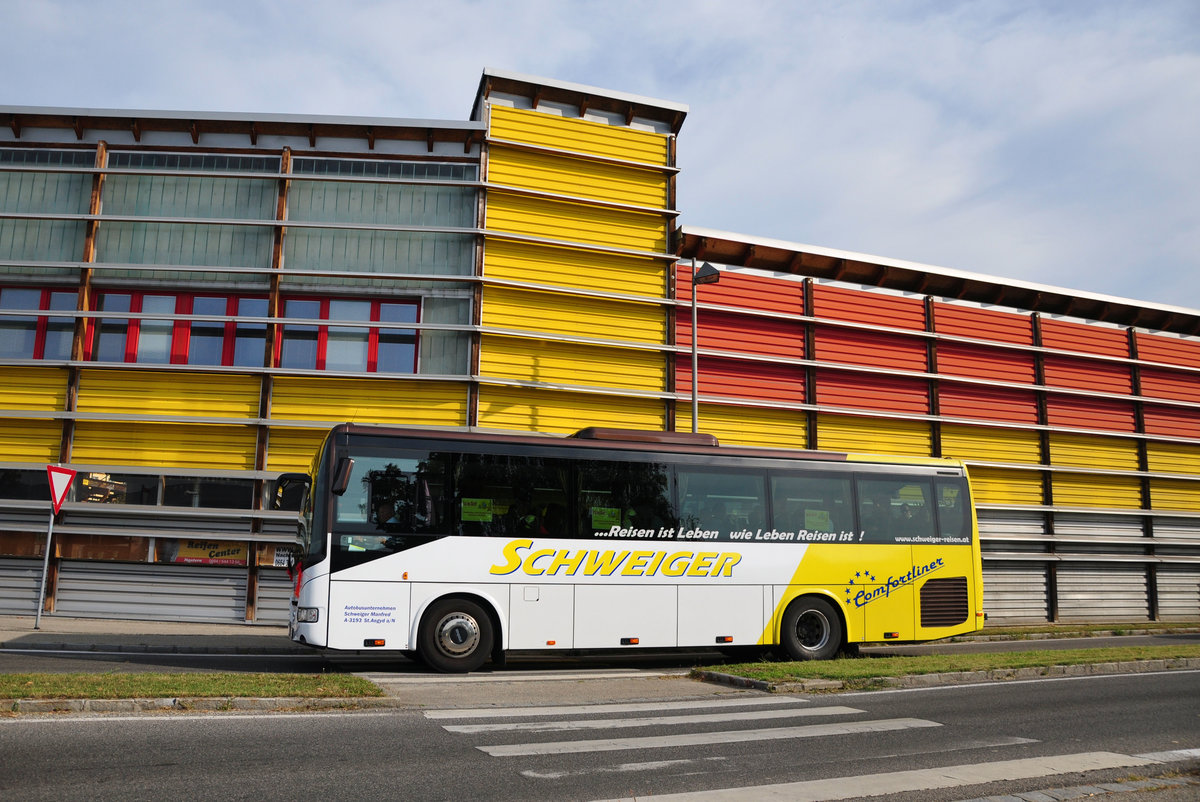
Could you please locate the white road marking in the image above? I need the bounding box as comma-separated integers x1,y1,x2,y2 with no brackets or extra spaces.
1136,747,1200,761
445,705,863,733
521,757,729,780
424,695,803,720
361,669,684,684
596,751,1161,801
478,717,940,757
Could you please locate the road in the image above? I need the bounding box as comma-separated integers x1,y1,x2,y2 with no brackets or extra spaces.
0,669,1197,800
2,631,1199,675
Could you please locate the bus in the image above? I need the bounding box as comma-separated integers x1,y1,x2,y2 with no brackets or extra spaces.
282,423,984,672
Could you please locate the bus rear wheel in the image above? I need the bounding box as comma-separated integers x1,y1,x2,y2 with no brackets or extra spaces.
780,597,842,661
418,598,494,673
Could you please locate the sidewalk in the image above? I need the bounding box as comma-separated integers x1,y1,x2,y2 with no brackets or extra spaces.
0,613,304,655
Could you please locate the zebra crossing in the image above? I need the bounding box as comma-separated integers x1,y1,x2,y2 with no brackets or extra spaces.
423,696,1194,799
427,694,942,760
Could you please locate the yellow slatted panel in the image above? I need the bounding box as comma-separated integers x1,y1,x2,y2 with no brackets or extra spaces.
489,147,668,208
1048,432,1139,471
487,192,666,253
477,386,665,433
1150,479,1200,512
0,367,67,411
969,467,1045,505
479,335,665,391
0,418,62,463
71,422,257,469
940,424,1041,464
76,370,261,419
1052,474,1142,508
482,286,664,344
483,239,666,296
692,404,807,449
489,105,670,165
816,414,932,457
1147,442,1200,475
266,428,328,473
270,378,468,426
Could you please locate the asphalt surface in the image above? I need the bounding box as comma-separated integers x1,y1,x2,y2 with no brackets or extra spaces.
2,614,1199,800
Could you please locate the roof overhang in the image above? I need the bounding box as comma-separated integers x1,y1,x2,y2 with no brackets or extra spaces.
0,105,485,151
472,68,688,134
678,227,1200,337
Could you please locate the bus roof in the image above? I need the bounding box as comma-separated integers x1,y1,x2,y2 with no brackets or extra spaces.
329,423,966,470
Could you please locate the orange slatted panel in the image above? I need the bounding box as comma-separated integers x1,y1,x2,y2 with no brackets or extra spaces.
1046,396,1136,432
681,309,805,359
1143,404,1200,438
678,356,805,403
1043,355,1133,393
813,284,925,331
1140,366,1198,403
1135,332,1200,369
938,384,1040,424
816,370,929,414
933,302,1033,345
937,342,1036,383
676,265,804,315
1040,318,1129,358
814,327,926,371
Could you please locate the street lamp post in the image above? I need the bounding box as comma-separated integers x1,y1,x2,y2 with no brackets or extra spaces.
690,261,721,433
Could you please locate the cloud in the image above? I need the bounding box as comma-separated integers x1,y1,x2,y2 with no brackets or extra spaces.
4,0,1198,308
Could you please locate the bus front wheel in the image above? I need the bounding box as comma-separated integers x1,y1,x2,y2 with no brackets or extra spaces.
418,598,494,673
780,597,842,661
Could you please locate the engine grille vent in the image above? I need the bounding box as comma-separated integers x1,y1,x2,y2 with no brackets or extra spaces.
920,577,969,627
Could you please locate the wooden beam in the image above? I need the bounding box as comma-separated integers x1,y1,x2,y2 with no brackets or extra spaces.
307,124,315,147
249,123,258,146
131,119,141,142
189,121,199,144
366,126,375,150
579,96,591,116
624,105,635,126
72,117,84,139
426,128,434,153
9,115,20,137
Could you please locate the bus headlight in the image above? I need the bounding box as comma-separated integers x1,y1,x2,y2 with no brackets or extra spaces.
296,607,320,623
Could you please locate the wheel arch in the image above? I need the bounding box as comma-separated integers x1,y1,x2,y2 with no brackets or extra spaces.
777,590,849,650
411,589,506,657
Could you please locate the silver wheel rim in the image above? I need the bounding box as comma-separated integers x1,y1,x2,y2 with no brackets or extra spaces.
434,612,480,658
796,609,831,652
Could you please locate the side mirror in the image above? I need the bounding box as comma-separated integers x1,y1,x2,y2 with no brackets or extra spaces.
271,473,311,511
331,458,354,496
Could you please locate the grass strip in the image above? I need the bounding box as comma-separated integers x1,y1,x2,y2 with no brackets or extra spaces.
696,644,1200,685
0,672,383,700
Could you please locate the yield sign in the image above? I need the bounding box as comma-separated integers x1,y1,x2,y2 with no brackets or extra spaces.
47,465,77,515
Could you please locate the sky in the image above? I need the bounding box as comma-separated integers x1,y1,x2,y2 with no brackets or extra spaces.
5,0,1199,310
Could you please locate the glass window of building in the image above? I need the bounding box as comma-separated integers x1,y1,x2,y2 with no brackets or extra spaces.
0,288,77,360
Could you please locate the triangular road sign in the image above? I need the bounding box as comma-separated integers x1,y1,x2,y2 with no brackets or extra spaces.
47,465,77,515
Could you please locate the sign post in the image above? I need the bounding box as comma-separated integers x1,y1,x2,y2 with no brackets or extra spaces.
36,465,76,630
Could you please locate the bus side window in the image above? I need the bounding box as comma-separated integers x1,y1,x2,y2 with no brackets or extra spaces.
579,459,675,538
855,477,935,542
936,478,970,540
454,453,571,538
678,469,766,540
771,474,853,536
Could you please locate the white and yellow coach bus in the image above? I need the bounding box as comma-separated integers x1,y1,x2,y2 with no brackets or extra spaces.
283,424,984,672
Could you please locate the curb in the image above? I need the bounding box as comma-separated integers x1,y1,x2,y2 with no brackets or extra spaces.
694,656,1200,693
3,695,410,714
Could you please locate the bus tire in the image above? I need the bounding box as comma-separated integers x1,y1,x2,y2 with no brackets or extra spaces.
418,598,493,673
780,596,842,661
